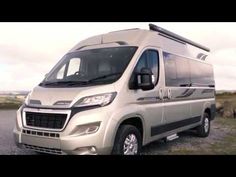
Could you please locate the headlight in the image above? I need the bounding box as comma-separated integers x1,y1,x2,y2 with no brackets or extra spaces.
73,92,117,108
70,122,101,136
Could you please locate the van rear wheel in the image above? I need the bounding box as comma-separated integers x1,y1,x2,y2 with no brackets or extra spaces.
196,112,210,137
112,125,141,155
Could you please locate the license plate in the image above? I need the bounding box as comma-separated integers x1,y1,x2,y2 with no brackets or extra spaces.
21,134,60,149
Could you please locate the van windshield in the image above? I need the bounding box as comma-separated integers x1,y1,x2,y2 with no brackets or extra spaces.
40,47,137,87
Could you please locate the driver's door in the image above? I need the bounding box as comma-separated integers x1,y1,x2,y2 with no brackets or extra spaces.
129,48,164,142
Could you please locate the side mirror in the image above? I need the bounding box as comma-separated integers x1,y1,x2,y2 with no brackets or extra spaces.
136,67,154,91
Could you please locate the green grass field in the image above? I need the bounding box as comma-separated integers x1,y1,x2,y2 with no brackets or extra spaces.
216,92,236,106
168,117,236,155
209,118,236,154
0,96,23,109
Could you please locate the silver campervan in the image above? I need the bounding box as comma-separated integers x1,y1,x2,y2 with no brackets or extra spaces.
13,24,216,155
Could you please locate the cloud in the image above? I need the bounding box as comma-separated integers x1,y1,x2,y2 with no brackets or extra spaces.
207,48,236,90
213,65,236,90
208,48,236,67
0,23,236,91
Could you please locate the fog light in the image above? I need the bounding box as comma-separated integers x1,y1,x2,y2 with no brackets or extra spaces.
90,147,96,153
75,146,97,155
70,122,101,136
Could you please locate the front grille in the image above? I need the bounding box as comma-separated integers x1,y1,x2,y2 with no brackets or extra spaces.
23,144,62,155
22,129,60,138
25,112,67,129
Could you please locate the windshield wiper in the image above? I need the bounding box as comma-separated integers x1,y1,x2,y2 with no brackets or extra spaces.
41,80,89,86
40,73,122,86
87,73,122,82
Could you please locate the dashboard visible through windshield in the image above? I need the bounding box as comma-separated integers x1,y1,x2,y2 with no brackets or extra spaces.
40,47,137,87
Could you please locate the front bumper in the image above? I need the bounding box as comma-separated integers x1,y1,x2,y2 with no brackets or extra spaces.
13,129,112,155
14,106,116,155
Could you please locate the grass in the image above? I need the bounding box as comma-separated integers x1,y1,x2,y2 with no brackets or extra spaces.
0,103,22,109
169,147,205,155
168,117,236,155
216,92,236,108
209,135,236,155
208,118,236,155
0,96,23,109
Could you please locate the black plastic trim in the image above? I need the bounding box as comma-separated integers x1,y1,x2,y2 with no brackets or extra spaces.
210,104,216,120
149,24,210,52
151,116,201,136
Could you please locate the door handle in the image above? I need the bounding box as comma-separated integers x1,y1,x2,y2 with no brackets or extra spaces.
167,88,172,99
159,88,163,100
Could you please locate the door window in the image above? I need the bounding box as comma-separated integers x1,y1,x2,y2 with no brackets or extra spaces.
129,49,159,89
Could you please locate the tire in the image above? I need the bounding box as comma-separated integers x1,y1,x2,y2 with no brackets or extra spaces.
112,125,142,155
196,112,210,137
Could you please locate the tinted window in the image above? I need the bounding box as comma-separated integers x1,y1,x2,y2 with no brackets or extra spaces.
147,51,159,84
175,56,190,86
190,60,214,86
163,52,214,87
67,58,81,76
163,52,190,86
129,50,159,89
163,52,178,86
135,52,147,73
41,47,137,87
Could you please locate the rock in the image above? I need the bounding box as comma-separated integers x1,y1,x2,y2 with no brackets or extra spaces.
223,110,234,118
216,102,223,112
222,101,234,118
216,102,223,110
218,109,224,117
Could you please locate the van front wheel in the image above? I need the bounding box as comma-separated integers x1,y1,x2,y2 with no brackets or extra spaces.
196,113,210,137
112,125,141,155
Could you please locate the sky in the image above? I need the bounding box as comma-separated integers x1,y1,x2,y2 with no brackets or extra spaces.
0,22,236,91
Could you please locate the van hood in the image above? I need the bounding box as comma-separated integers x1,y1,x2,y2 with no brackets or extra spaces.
27,85,116,108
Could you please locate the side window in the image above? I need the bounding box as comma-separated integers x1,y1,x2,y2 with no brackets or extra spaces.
56,64,66,80
164,52,214,87
190,60,214,86
163,52,178,86
129,49,159,89
134,51,147,73
203,64,214,86
189,60,201,85
175,57,190,86
163,52,190,87
66,58,81,76
148,51,159,84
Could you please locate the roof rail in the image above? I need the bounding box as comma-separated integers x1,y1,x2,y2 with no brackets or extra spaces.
149,24,210,52
109,28,140,33
76,41,129,50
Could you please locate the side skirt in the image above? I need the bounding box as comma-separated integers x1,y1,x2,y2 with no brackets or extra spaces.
151,116,201,137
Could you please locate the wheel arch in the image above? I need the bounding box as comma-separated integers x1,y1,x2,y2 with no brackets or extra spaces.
202,101,215,121
112,114,146,147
